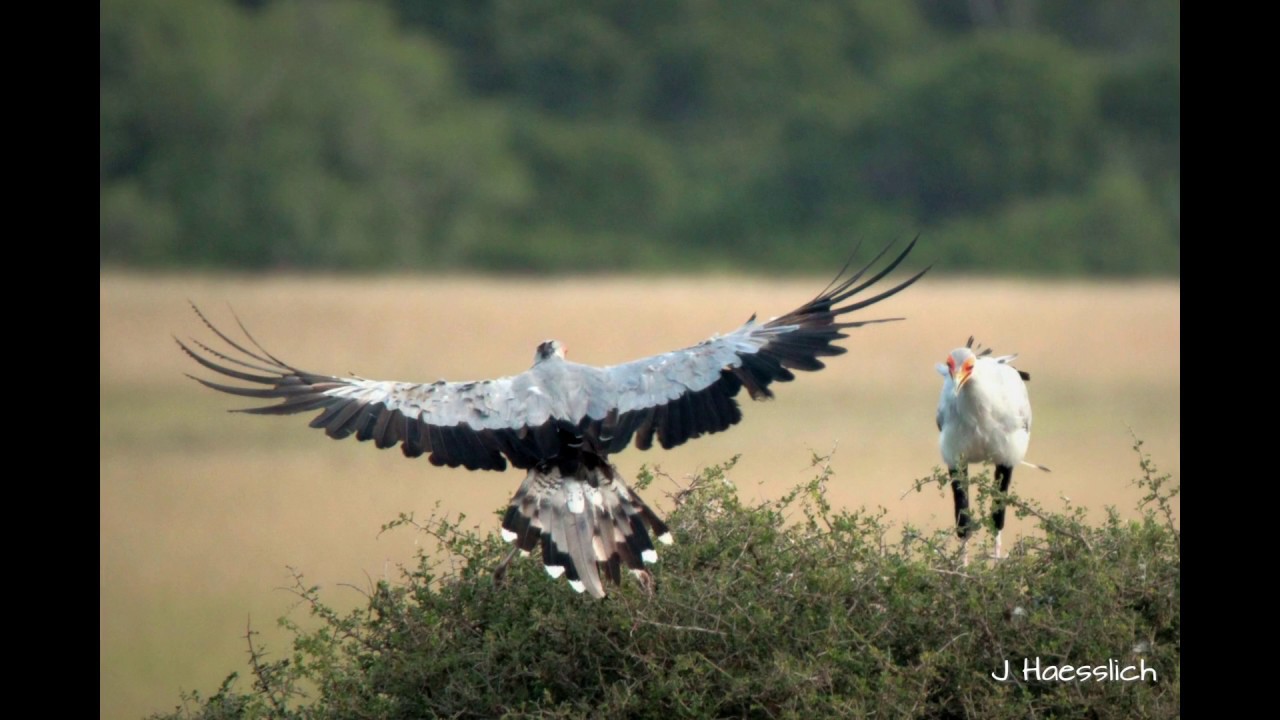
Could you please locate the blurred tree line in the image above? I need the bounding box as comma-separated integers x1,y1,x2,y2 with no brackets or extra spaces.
101,0,1179,275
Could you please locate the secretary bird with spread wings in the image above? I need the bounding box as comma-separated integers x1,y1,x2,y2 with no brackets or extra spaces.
180,239,926,598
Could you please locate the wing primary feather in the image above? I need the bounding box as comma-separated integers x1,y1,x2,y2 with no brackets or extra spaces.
187,376,308,400
179,337,290,379
238,395,334,416
820,237,900,301
309,403,348,429
831,265,930,315
188,303,292,372
227,304,299,371
323,400,366,435
325,402,369,439
811,239,866,300
824,236,919,307
830,317,904,330
177,340,287,384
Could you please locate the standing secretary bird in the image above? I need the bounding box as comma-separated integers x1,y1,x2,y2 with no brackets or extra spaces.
179,240,926,598
937,337,1049,564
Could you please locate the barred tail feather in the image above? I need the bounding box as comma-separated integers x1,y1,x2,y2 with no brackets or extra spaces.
496,463,670,598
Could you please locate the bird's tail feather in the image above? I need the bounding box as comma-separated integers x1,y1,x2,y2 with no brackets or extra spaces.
497,463,671,598
1021,460,1051,472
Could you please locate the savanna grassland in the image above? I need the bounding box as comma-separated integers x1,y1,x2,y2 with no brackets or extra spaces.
101,272,1178,719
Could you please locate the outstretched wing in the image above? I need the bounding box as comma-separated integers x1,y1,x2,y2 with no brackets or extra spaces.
180,238,926,469
177,304,588,472
587,237,928,452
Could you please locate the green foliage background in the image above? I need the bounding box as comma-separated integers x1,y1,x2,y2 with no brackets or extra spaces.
101,0,1179,276
152,448,1179,718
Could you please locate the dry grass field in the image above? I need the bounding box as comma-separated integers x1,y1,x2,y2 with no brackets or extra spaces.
101,271,1178,719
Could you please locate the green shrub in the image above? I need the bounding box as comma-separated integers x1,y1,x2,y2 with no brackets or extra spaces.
154,443,1179,719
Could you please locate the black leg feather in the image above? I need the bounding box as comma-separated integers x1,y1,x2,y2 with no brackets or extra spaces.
950,468,971,539
993,464,1014,531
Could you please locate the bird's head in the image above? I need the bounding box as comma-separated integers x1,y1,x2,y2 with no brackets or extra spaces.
945,348,977,393
534,339,566,363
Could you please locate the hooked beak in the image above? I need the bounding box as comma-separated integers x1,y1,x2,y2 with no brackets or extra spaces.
953,364,972,394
